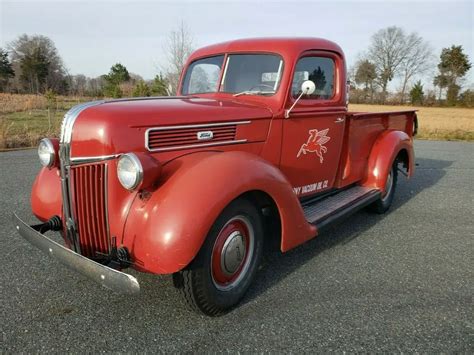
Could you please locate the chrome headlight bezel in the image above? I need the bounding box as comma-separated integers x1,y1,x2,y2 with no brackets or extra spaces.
38,138,56,168
117,153,144,191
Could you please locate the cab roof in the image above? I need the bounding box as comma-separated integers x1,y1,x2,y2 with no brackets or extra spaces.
188,37,344,61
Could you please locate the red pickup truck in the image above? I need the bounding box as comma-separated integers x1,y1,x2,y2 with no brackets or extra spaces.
14,37,417,316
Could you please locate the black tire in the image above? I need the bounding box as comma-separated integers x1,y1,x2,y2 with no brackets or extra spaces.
368,160,398,214
173,198,264,316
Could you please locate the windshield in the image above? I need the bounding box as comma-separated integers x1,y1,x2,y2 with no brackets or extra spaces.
181,54,283,96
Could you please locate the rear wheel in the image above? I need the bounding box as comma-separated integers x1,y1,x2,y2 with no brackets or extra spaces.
173,198,264,316
369,160,398,214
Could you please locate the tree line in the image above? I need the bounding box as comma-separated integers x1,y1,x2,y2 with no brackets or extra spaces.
0,22,193,99
349,26,472,106
0,25,472,106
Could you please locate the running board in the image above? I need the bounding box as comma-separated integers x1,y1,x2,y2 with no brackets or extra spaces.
303,186,381,232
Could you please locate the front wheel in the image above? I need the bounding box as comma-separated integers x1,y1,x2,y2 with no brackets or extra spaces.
368,159,398,214
173,198,264,316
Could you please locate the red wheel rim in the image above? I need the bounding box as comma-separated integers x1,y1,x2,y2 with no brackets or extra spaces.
211,216,254,290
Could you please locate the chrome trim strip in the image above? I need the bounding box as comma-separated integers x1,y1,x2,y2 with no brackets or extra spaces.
104,96,187,103
59,100,105,254
70,154,121,166
145,120,251,152
104,164,111,252
147,139,248,152
146,120,251,131
220,57,230,86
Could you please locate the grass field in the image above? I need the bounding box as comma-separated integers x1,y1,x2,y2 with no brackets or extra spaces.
0,94,90,149
349,104,474,141
1,94,473,149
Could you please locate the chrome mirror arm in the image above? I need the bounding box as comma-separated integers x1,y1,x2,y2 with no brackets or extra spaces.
285,80,316,119
285,91,305,119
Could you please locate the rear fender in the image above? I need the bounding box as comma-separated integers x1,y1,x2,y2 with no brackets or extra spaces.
31,167,62,222
122,151,315,274
362,130,414,191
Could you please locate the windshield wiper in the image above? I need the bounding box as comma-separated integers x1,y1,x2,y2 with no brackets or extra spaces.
233,90,275,97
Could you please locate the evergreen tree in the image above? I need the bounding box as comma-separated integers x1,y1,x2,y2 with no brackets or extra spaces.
434,45,471,104
309,67,327,91
132,81,151,97
0,48,14,92
150,73,169,96
354,59,377,102
104,63,130,85
103,63,130,98
409,80,424,105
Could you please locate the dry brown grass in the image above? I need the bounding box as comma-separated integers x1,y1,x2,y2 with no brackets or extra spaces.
0,94,95,149
349,104,474,141
0,93,48,113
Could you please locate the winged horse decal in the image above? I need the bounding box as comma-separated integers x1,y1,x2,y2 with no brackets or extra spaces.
297,128,331,163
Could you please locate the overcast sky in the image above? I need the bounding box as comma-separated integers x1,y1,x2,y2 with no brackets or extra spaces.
1,0,473,88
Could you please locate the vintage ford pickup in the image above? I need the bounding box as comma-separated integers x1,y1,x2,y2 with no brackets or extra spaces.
14,38,417,316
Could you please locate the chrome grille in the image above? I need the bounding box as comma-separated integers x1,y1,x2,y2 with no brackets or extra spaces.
70,163,110,258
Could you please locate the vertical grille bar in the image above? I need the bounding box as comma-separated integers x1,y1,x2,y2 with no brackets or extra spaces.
71,163,110,258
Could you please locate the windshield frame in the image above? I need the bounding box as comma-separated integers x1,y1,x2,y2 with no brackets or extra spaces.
181,52,285,97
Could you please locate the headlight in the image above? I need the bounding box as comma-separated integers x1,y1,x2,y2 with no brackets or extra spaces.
117,153,143,190
38,138,56,168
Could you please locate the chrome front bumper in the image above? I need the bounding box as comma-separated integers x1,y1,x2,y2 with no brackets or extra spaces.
13,213,140,294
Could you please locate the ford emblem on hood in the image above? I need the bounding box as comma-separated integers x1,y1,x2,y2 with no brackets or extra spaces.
197,131,214,140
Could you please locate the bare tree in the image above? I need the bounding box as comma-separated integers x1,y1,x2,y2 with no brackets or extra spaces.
367,26,434,104
164,21,194,95
398,33,433,103
368,26,409,103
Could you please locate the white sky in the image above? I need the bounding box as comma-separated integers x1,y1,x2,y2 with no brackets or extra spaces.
1,0,473,90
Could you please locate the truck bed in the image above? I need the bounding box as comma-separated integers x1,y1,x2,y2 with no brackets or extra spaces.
336,110,417,187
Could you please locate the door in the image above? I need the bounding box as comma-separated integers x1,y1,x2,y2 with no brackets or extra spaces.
280,53,346,198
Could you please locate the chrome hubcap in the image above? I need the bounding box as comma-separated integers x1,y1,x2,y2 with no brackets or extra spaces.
221,231,246,275
211,215,254,291
382,170,393,202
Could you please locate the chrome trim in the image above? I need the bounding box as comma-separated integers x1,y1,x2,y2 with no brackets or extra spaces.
147,120,251,131
145,121,251,152
147,139,248,152
104,164,111,252
59,100,105,254
70,154,121,166
220,56,230,86
104,96,187,103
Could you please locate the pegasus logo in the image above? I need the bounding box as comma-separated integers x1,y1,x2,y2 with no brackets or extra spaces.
297,128,331,163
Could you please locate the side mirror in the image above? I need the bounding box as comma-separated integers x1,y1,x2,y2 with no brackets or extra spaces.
285,80,316,118
301,80,316,95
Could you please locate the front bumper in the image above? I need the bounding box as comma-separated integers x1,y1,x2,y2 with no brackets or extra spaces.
13,213,140,294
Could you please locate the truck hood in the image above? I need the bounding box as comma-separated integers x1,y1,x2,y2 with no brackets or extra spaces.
70,97,273,157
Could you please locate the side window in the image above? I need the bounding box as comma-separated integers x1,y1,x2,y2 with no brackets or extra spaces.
292,56,335,99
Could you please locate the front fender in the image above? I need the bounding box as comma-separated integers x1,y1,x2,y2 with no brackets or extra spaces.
123,151,315,274
362,130,414,191
31,167,62,222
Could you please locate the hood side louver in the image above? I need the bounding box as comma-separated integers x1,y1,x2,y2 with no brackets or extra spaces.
145,121,250,152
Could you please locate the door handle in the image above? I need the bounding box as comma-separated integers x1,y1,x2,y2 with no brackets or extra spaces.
335,117,345,123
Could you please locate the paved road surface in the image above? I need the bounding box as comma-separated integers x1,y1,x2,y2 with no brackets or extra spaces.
1,140,473,352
